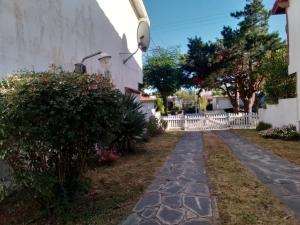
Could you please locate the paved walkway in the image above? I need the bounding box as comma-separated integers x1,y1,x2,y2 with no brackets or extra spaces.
121,132,214,225
215,130,300,220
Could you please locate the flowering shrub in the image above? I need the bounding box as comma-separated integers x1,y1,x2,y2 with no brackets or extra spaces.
259,125,300,141
96,148,120,164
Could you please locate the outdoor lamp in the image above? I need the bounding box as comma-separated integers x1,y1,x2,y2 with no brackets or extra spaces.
74,51,111,74
98,53,112,77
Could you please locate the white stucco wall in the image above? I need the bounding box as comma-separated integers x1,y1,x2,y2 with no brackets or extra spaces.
287,0,300,77
0,0,147,91
212,97,233,110
141,101,155,120
258,98,297,127
286,0,300,128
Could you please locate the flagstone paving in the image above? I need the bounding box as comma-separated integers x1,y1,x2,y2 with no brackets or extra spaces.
215,130,300,221
120,132,214,225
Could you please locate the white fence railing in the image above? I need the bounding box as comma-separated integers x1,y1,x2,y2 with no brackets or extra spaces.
163,113,258,131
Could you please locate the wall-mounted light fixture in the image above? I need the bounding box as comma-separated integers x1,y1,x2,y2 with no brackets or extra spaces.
74,51,111,74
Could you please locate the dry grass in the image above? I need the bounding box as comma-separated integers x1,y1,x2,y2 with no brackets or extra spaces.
203,132,298,225
0,132,183,225
75,131,183,225
234,129,300,166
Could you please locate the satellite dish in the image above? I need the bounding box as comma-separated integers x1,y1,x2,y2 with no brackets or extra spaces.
137,19,150,52
122,18,150,64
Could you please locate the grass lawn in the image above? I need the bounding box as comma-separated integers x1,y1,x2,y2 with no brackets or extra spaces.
203,132,298,225
0,132,183,225
234,129,300,167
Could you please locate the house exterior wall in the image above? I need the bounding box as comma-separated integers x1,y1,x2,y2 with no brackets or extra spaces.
212,97,233,110
286,0,300,125
258,98,297,127
0,0,148,91
141,101,155,120
287,0,300,76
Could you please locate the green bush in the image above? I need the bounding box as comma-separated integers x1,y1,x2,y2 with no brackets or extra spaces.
0,72,122,211
155,97,165,115
259,125,300,141
110,94,146,153
147,116,167,137
256,122,272,131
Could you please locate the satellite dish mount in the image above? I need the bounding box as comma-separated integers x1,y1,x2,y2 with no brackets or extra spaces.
122,19,150,64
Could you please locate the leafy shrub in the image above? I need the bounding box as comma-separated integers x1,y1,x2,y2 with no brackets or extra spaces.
155,97,165,114
256,122,272,131
147,116,161,137
147,116,167,137
110,94,147,153
0,72,121,211
259,125,300,141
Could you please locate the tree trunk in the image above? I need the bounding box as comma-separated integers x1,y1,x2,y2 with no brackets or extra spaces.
162,95,168,116
234,88,240,113
243,93,256,113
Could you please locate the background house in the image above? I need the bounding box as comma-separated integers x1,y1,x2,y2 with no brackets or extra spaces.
259,0,300,129
140,95,156,120
0,0,149,93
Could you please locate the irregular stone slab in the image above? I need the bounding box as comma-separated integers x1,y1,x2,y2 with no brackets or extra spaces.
156,205,184,224
134,192,161,212
184,183,210,196
162,195,182,208
120,133,214,225
183,196,212,217
182,220,212,225
216,130,300,221
141,208,158,219
140,220,161,225
122,213,141,225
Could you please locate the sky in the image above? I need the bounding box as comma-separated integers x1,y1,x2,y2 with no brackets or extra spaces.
143,0,287,53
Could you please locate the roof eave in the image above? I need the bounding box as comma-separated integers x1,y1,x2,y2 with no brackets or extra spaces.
130,0,150,25
272,0,289,15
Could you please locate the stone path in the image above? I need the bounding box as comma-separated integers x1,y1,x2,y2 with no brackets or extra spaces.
215,130,300,220
120,132,214,225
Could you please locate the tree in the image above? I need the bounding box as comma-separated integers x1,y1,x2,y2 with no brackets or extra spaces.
263,47,296,104
223,0,282,112
184,0,283,112
143,47,183,114
183,37,219,111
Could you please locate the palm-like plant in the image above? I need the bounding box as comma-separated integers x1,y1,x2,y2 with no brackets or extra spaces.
112,94,146,153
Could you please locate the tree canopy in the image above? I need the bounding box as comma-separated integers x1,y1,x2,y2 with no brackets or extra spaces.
143,47,184,113
184,0,283,112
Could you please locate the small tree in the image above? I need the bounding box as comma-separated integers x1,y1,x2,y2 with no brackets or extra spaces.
144,47,184,114
263,47,296,103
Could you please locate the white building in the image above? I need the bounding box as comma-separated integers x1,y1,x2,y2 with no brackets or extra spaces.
0,0,150,93
258,0,300,129
140,95,156,120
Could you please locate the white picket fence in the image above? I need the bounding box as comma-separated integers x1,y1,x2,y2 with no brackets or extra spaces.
163,113,258,131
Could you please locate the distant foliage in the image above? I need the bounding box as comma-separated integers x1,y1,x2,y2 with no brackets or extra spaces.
256,122,272,131
155,97,165,114
259,125,300,141
263,48,296,104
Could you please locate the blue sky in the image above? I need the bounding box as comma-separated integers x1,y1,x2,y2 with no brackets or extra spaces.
143,0,287,53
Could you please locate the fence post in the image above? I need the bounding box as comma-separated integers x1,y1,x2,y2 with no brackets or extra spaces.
184,115,187,131
227,113,230,129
